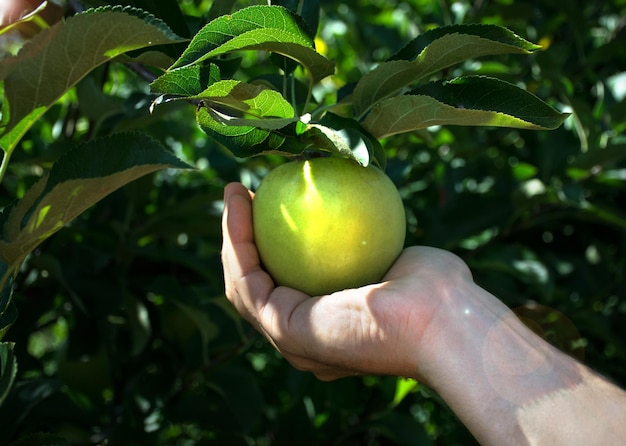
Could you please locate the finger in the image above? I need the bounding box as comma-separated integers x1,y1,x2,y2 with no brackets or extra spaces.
221,182,255,277
221,184,316,353
221,183,274,323
262,287,381,373
220,185,314,344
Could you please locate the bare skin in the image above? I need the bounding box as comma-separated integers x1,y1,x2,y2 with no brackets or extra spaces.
221,182,626,445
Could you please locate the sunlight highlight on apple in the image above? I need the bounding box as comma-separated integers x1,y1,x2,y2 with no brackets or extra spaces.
253,157,405,296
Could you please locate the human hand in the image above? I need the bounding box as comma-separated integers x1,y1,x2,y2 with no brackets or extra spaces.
221,182,476,383
222,181,626,444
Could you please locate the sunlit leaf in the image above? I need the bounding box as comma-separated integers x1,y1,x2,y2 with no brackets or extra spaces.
0,6,185,155
0,133,189,277
171,5,313,67
200,80,295,119
391,377,419,407
352,24,541,118
362,76,570,139
390,24,540,62
169,5,334,82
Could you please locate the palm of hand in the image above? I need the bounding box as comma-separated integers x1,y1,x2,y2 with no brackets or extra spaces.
222,182,470,382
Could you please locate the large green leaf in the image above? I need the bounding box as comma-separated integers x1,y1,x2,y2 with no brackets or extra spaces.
169,5,334,82
171,5,313,66
352,24,540,118
0,133,189,290
0,6,185,157
362,76,570,139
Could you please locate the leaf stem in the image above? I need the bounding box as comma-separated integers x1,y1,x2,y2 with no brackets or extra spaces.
290,74,298,113
300,74,314,118
282,70,289,100
0,150,11,185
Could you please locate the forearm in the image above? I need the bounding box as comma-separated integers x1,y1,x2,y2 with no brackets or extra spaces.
420,281,626,445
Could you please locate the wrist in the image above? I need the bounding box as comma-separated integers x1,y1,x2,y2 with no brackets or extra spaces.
417,280,582,443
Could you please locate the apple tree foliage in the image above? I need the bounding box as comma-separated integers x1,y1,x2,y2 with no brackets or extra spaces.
0,0,624,444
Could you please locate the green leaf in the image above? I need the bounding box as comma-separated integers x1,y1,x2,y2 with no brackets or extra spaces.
0,6,185,156
171,5,313,66
301,112,387,168
390,23,540,62
200,80,295,119
206,28,312,56
391,377,419,407
194,79,298,134
202,32,334,84
352,24,541,118
0,133,190,281
362,76,570,139
169,5,334,82
150,64,222,97
197,105,307,157
0,342,17,405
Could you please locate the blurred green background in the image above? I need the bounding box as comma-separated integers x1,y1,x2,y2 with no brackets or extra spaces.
1,0,625,444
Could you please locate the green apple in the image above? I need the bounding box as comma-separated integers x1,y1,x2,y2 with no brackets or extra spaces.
252,156,406,296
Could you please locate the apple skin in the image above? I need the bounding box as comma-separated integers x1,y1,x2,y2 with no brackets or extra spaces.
252,157,406,296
